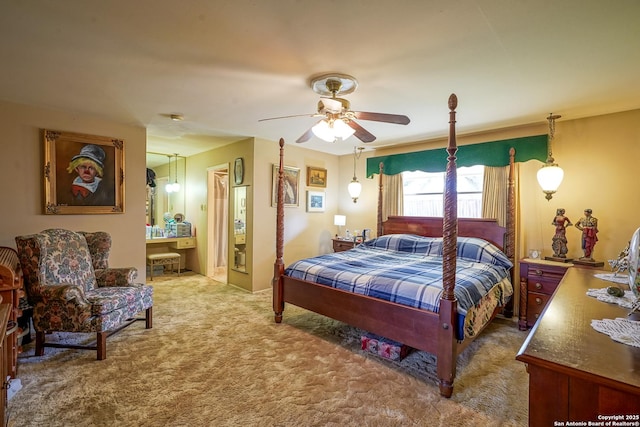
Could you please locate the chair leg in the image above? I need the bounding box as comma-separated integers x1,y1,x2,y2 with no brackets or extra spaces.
146,307,153,329
35,331,45,356
96,331,107,360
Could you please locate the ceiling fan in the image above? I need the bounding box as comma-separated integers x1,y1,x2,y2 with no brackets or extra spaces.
259,73,410,144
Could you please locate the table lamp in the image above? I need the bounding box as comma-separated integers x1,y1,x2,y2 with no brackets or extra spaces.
334,215,346,238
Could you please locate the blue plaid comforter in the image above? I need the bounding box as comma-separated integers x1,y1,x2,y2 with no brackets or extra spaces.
284,242,512,316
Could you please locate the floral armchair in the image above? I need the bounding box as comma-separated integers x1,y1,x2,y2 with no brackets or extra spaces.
15,229,153,360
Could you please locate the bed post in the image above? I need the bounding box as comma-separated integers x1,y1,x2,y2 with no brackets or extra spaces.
273,138,286,323
503,147,516,318
437,93,459,398
377,162,384,238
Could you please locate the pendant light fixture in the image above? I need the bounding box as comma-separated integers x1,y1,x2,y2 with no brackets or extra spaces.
348,147,364,203
165,154,181,193
536,113,563,201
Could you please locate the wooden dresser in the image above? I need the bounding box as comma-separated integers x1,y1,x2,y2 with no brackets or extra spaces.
516,267,640,425
0,247,25,379
518,258,572,330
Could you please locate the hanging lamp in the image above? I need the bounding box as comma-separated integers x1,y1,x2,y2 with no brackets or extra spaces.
536,113,563,200
348,147,364,203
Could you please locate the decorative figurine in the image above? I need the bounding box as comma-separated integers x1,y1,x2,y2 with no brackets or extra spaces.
574,208,604,266
551,208,572,259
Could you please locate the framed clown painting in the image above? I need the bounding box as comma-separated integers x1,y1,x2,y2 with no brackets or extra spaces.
43,129,125,214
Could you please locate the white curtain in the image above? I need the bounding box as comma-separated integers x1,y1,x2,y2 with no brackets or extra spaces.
382,173,404,221
482,166,509,227
213,173,228,266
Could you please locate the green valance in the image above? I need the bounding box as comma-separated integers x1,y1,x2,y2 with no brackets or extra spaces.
366,134,548,177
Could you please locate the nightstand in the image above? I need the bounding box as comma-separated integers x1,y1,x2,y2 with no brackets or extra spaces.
518,258,572,330
332,238,356,252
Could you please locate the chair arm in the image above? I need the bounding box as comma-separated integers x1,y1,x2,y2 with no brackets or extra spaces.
95,267,138,287
38,284,91,308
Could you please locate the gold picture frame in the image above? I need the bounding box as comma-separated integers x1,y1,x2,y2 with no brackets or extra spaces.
271,164,300,207
43,129,125,214
306,166,327,188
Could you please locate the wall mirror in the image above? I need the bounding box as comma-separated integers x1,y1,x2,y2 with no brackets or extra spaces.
146,152,186,227
233,186,247,272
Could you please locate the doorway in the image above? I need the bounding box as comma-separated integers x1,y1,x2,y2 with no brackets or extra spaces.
207,164,229,283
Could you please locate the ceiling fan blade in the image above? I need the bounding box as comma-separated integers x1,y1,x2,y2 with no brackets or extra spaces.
296,126,315,143
348,120,376,143
353,111,410,125
258,113,317,122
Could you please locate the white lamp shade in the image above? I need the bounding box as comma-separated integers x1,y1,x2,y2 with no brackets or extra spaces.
334,215,346,226
333,119,355,140
311,120,335,142
536,164,564,192
312,119,355,142
348,179,362,200
165,182,174,193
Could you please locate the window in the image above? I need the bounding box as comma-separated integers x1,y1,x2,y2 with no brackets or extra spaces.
402,165,484,217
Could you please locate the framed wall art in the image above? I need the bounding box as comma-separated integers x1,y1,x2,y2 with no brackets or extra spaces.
43,129,125,214
271,164,300,207
306,166,327,188
306,191,326,213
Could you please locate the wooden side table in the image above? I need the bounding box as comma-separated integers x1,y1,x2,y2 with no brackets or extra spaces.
332,239,356,253
518,258,572,330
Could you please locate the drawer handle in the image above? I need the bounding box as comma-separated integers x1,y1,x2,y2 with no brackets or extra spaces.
534,313,539,319
535,283,542,290
534,269,543,276
535,297,543,305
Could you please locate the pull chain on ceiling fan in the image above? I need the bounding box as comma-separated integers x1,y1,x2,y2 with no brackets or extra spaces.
259,73,410,144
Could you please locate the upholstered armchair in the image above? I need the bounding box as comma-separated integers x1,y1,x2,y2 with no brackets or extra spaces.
15,229,153,360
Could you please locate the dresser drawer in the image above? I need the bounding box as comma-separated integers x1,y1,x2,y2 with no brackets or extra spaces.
527,292,552,325
170,238,196,249
527,265,566,282
527,276,562,295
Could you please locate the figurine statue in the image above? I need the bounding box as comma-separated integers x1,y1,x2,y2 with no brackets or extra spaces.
551,208,572,258
575,209,599,261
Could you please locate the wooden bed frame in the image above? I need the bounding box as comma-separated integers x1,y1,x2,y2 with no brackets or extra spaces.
272,94,516,397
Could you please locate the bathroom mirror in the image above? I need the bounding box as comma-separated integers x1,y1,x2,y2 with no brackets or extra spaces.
146,152,186,226
233,186,247,272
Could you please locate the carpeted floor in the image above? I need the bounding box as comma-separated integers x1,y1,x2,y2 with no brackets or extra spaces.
8,273,530,427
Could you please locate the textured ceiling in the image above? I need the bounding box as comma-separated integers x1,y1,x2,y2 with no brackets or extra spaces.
1,1,639,156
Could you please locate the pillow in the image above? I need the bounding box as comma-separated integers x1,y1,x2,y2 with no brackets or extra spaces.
420,236,512,269
363,234,441,255
455,237,512,269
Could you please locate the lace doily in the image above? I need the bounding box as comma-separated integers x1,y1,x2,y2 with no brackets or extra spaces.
593,272,629,284
586,287,636,309
591,318,640,348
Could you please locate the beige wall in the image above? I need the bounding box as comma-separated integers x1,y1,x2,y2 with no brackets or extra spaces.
3,96,638,294
185,137,340,292
0,100,147,275
340,109,640,264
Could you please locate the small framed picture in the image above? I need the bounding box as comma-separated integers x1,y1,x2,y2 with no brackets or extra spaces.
306,166,327,188
306,190,325,212
234,158,244,185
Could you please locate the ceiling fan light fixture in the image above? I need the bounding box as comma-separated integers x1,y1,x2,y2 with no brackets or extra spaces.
333,118,355,140
311,118,355,142
311,120,335,142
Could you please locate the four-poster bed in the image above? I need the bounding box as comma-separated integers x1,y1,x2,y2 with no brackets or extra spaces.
272,94,516,397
